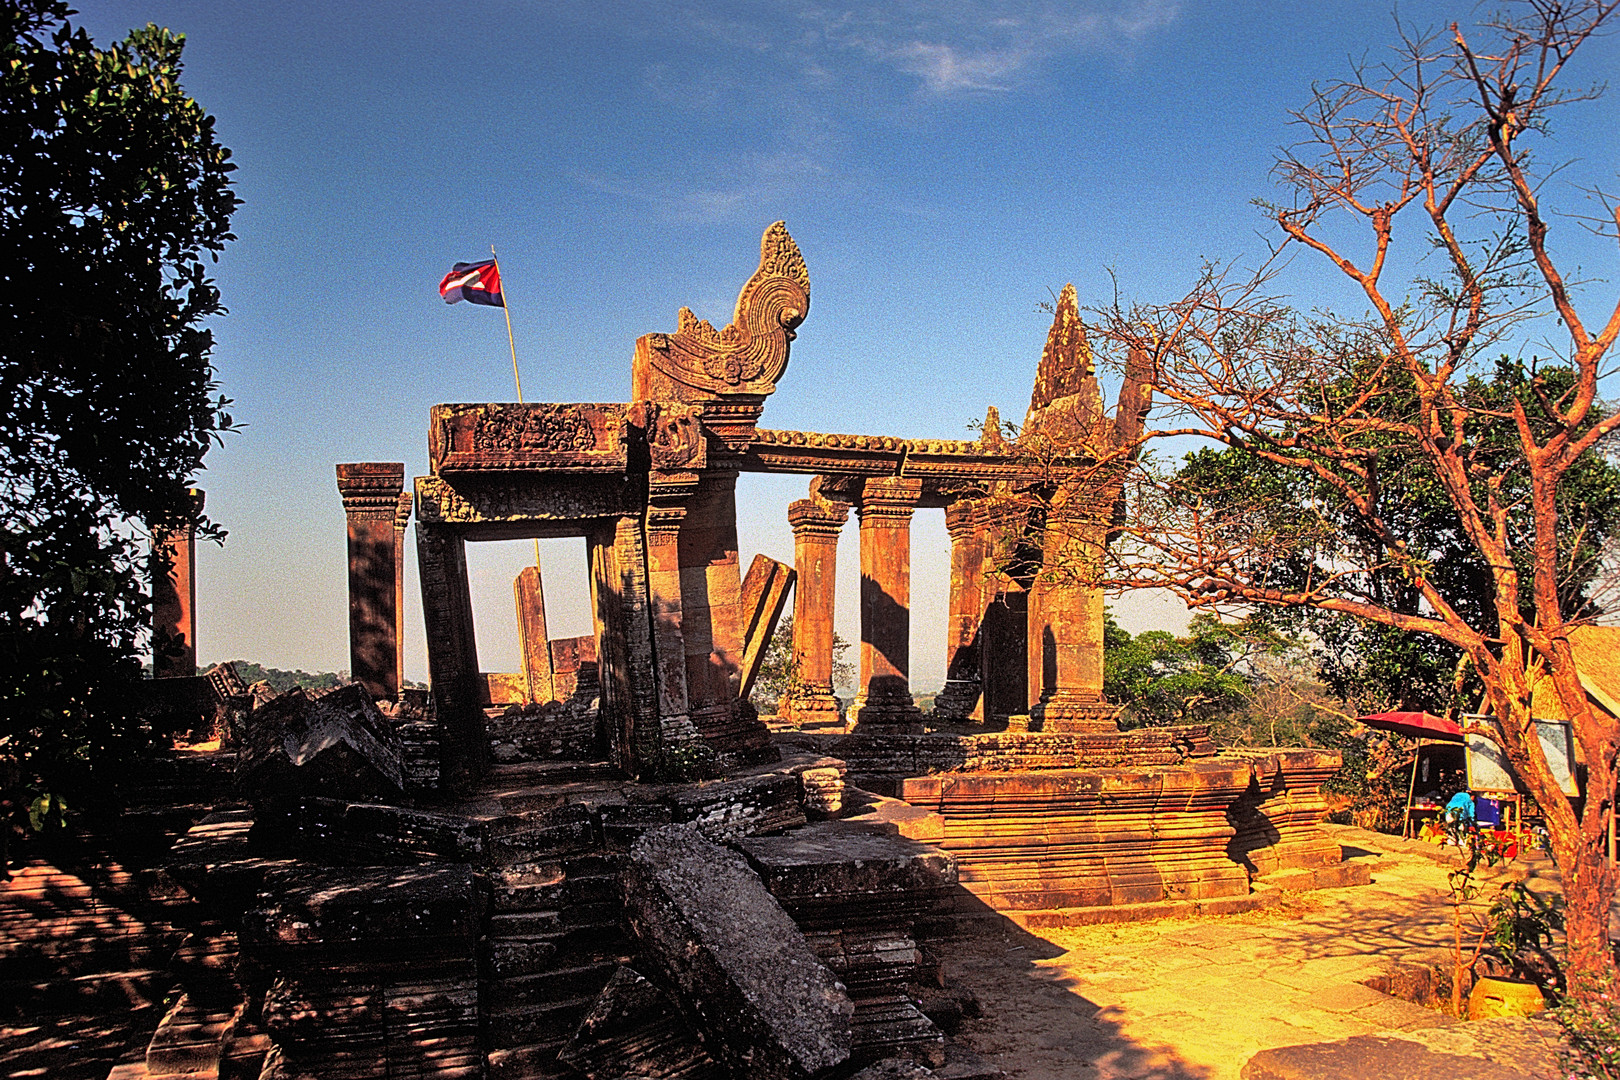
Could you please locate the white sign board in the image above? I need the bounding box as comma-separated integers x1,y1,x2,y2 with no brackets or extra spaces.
1464,716,1579,797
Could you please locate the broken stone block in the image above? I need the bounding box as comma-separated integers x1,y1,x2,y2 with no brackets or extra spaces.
739,822,957,1065
623,824,853,1079
242,865,484,1080
660,772,806,842
559,964,724,1080
237,684,404,802
241,865,483,968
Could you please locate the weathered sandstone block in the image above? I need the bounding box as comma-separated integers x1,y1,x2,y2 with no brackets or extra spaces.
623,824,853,1079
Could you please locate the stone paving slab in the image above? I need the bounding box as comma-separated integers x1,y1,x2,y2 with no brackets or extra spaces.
946,829,1569,1080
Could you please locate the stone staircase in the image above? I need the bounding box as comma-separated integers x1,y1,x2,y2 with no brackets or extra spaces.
0,856,182,1080
475,761,636,1079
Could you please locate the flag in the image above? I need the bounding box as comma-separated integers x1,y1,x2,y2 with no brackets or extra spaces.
439,259,504,307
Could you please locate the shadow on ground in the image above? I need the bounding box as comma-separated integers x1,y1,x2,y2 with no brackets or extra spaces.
943,903,1215,1080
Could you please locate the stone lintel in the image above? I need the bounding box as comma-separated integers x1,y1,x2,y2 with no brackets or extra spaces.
414,474,643,536
429,402,629,475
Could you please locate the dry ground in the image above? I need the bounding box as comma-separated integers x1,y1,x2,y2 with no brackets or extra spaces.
946,827,1575,1079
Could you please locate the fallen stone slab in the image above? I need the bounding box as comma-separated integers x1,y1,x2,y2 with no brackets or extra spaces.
237,684,404,801
623,824,853,1079
1240,1016,1562,1080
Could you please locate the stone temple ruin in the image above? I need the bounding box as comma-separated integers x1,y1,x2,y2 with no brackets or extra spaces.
103,224,1368,1080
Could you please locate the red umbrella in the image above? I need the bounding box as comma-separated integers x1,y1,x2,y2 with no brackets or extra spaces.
1359,710,1464,743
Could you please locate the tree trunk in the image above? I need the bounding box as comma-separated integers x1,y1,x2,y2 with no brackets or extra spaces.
1557,826,1618,996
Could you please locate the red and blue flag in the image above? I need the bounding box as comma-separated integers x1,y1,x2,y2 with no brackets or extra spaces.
439,259,504,307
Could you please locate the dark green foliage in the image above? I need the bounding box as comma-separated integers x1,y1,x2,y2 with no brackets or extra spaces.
1173,359,1620,713
749,616,854,713
0,1,237,852
225,661,343,694
1104,613,1250,729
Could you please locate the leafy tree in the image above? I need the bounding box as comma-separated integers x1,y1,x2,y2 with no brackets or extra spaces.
1177,359,1620,715
0,1,237,859
1103,611,1351,748
224,661,344,695
750,616,854,714
1103,613,1250,728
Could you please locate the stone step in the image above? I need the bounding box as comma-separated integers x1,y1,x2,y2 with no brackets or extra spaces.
483,959,622,1013
482,927,631,978
485,760,622,787
488,901,623,938
1255,861,1374,892
954,890,1283,932
483,994,600,1046
485,1038,572,1080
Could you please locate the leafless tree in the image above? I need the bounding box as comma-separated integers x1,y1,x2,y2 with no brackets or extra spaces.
1036,1,1620,991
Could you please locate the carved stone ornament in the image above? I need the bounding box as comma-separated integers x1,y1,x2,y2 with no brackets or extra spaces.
638,221,810,399
645,402,706,470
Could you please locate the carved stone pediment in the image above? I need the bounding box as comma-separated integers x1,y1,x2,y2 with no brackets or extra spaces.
633,222,809,403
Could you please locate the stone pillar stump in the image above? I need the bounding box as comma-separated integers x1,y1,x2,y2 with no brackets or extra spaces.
151,488,204,679
1028,510,1117,732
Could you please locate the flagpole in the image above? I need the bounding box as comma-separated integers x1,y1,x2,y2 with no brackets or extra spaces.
488,244,542,573
490,244,524,404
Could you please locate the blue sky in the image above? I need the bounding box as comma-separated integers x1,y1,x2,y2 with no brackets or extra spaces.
71,1,1620,688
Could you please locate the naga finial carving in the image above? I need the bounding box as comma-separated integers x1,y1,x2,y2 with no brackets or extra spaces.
635,221,810,401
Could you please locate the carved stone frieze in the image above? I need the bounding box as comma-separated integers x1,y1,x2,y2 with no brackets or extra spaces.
633,222,809,403
430,403,628,475
414,473,642,528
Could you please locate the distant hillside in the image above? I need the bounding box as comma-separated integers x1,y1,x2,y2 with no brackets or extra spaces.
221,661,345,693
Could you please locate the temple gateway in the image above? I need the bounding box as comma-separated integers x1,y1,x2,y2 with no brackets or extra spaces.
123,223,1359,1080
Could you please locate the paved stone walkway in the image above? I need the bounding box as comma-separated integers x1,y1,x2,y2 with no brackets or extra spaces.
947,826,1572,1080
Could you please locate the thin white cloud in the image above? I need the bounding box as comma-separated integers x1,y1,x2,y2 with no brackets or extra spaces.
574,0,1182,223
801,0,1180,93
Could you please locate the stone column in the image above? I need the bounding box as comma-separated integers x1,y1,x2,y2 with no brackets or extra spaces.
676,470,771,760
849,477,924,734
416,520,485,790
591,516,659,775
645,471,698,744
932,500,988,721
336,463,405,702
782,494,849,726
514,563,554,703
151,488,204,679
393,491,411,694
1028,506,1117,732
